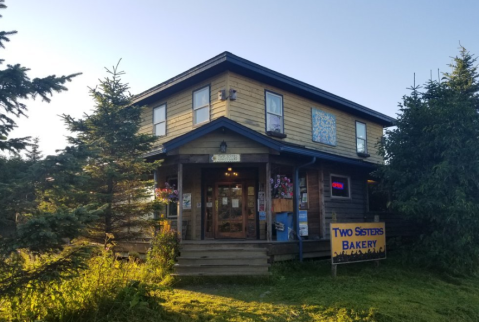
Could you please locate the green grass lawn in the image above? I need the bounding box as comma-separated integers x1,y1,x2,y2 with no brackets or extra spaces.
155,258,479,322
3,255,479,321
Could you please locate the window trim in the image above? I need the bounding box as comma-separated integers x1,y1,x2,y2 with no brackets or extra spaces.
192,85,211,126
264,90,285,135
153,103,167,137
355,121,368,155
330,174,351,199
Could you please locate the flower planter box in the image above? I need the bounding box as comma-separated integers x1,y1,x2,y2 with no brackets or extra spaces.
273,199,293,212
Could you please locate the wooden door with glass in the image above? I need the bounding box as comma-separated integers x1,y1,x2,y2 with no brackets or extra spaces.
204,181,257,239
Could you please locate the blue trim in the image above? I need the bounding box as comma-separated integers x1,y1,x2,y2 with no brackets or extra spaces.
279,145,376,169
148,117,377,169
133,52,395,127
163,117,283,153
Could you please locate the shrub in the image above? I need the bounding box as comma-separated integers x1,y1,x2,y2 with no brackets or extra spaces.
0,250,167,321
146,226,180,283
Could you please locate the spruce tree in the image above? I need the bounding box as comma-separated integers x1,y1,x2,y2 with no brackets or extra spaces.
61,62,158,246
0,1,94,296
25,137,43,162
378,47,479,273
0,0,80,153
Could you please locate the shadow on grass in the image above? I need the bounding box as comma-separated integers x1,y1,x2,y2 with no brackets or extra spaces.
50,282,177,322
168,255,479,322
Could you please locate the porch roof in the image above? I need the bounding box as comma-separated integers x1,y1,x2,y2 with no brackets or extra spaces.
144,117,378,169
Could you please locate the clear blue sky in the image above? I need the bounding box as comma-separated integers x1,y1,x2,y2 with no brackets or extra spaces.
4,0,479,156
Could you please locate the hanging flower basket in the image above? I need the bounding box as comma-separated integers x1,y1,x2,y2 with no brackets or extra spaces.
155,182,179,204
270,175,293,199
271,174,294,212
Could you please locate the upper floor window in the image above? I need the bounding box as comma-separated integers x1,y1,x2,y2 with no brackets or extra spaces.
193,86,210,125
153,104,166,136
356,121,367,154
265,91,284,134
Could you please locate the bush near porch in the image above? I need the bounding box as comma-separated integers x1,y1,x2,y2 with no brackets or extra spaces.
2,254,479,321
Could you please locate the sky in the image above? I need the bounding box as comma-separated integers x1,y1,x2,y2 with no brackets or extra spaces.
3,0,479,156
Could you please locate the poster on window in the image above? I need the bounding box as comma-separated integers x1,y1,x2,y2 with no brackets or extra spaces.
232,199,239,208
182,193,191,210
299,210,308,237
258,192,265,212
312,108,336,146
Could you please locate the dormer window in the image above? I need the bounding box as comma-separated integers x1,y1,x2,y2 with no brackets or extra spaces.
193,86,210,125
153,104,166,136
265,91,284,134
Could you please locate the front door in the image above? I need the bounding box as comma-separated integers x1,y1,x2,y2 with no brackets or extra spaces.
203,168,257,239
215,183,245,238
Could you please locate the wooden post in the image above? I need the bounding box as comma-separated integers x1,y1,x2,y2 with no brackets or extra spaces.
265,162,272,241
332,264,337,278
177,163,183,242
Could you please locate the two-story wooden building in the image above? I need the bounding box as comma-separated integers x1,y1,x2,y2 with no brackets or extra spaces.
133,52,394,275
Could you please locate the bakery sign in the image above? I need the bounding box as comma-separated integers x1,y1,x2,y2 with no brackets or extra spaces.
210,154,241,163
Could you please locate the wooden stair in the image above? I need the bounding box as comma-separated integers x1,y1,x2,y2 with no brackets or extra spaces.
173,243,270,276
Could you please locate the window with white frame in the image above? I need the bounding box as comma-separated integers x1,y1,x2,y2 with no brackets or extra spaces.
193,86,210,125
265,91,283,133
330,174,350,198
153,104,166,136
356,121,367,154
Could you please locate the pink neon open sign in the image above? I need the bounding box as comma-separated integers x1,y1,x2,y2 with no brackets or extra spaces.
332,182,344,190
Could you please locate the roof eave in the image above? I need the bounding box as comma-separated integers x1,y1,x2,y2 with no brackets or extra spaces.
133,52,395,127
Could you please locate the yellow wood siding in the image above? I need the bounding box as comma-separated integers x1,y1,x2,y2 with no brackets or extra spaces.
179,130,269,155
139,73,228,147
228,72,384,164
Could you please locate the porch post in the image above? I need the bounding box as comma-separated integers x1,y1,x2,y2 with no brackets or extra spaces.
153,167,159,220
266,162,272,241
177,163,183,241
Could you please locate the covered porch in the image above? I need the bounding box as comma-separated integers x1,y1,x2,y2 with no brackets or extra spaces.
144,117,379,275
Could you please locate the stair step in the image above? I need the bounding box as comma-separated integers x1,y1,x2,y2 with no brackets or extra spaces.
180,253,267,259
172,271,271,276
180,248,266,252
174,264,270,275
178,256,267,265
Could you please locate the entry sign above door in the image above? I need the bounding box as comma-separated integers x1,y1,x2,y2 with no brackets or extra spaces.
211,154,241,163
330,222,386,264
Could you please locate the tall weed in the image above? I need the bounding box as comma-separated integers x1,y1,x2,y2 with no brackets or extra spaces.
0,228,180,322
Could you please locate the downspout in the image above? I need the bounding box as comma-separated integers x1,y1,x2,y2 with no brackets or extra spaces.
294,157,316,262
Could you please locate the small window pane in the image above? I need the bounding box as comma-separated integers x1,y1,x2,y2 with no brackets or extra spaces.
267,113,282,132
357,139,366,153
194,87,209,109
356,122,366,139
154,105,165,123
331,176,350,198
155,122,165,136
266,92,282,115
195,107,209,124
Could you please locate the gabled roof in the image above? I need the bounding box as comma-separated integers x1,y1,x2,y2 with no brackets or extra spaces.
133,52,395,127
144,117,377,169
